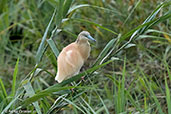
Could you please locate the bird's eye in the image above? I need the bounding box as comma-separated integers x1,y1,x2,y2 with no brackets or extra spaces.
83,34,87,37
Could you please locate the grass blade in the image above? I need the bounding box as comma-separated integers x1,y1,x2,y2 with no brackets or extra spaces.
121,57,126,112
141,70,164,114
1,88,24,114
63,0,73,17
68,4,90,14
47,39,59,58
117,1,171,47
24,82,42,114
0,78,7,98
94,38,116,66
11,58,19,97
115,12,171,55
35,8,56,64
63,98,86,114
56,0,65,26
165,77,171,114
72,18,118,35
23,59,113,105
81,97,96,114
165,61,171,81
123,0,141,26
97,94,110,114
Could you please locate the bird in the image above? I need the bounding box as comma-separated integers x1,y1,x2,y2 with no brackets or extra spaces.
55,31,96,83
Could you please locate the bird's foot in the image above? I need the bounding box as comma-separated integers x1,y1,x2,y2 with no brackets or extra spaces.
71,88,75,93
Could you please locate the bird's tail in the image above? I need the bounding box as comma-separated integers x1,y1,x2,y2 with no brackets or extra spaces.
55,72,62,83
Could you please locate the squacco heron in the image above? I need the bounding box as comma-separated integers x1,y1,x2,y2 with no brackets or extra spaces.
55,31,96,83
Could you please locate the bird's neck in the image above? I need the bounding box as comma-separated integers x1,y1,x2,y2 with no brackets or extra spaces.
77,40,90,61
76,38,87,43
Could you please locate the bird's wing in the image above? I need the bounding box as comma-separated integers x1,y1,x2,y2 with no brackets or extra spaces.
56,48,84,83
65,49,84,73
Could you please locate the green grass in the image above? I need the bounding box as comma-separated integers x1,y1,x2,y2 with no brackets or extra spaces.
0,0,171,113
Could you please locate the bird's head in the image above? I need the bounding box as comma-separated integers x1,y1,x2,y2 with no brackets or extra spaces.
77,31,96,43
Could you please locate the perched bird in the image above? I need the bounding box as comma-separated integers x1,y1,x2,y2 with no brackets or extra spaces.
55,31,96,83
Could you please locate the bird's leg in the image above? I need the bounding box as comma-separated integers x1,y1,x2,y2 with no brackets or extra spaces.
71,88,74,93
80,68,87,82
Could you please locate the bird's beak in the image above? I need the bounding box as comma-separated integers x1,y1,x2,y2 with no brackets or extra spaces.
87,35,96,42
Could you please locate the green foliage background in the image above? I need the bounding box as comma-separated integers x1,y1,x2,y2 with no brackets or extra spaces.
0,0,171,113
